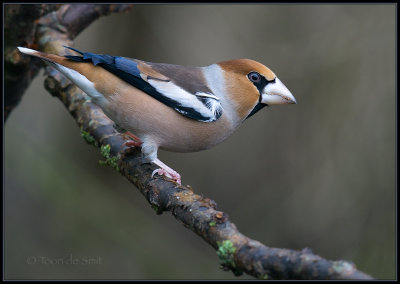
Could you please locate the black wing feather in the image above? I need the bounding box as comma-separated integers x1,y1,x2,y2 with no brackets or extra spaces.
63,46,217,122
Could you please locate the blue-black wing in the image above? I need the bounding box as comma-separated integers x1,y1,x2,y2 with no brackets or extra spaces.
64,46,222,122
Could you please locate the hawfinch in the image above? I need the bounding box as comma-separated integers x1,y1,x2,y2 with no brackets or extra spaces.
17,46,296,184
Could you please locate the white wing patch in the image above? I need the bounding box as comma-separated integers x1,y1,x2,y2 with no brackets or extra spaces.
195,92,223,120
147,79,222,122
195,92,219,100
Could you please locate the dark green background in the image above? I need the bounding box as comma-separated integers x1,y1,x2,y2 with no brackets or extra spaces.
4,4,396,280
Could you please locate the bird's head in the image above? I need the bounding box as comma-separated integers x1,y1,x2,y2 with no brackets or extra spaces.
217,59,296,119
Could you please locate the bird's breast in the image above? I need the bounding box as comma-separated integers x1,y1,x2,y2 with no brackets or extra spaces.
102,83,238,153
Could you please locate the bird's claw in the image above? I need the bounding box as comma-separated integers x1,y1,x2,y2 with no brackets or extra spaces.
152,168,182,185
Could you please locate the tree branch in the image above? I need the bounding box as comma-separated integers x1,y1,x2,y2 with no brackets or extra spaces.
4,4,132,121
5,4,373,280
4,4,59,120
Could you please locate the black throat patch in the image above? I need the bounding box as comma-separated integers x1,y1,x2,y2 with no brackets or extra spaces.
245,75,274,119
246,103,267,119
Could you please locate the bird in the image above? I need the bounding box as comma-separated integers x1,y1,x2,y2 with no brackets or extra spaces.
17,46,296,185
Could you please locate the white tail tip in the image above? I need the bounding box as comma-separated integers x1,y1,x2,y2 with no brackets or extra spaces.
17,46,37,55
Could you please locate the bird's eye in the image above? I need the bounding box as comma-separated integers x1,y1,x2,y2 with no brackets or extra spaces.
248,72,261,83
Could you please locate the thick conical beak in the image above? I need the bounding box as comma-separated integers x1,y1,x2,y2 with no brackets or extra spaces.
261,77,296,105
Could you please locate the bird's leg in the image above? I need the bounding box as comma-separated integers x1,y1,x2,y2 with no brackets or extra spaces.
141,140,182,185
115,121,142,147
152,159,182,185
123,131,143,147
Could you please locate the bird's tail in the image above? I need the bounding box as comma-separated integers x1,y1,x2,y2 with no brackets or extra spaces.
17,46,112,103
17,47,66,66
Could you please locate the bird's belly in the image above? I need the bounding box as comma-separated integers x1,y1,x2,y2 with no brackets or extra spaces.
101,87,237,153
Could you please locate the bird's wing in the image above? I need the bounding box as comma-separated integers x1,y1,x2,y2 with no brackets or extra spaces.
64,46,222,122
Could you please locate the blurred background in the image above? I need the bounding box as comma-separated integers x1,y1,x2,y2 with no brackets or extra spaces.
4,4,396,280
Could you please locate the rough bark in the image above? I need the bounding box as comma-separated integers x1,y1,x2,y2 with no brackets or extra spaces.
4,4,132,121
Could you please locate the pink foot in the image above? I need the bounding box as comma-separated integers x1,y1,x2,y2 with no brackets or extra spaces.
122,132,143,148
151,159,181,185
126,131,142,142
123,140,143,147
